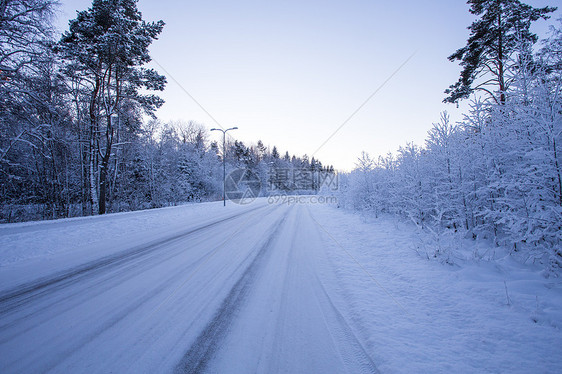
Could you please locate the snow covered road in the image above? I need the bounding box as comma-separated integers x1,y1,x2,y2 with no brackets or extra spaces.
1,200,561,373
0,201,378,373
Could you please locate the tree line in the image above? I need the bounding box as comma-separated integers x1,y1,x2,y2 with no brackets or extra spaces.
0,0,333,222
339,0,561,271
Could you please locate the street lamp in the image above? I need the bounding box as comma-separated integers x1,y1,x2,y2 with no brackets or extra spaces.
210,127,238,206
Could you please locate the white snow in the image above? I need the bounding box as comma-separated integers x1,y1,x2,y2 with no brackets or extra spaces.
0,199,561,373
0,200,263,289
311,206,562,373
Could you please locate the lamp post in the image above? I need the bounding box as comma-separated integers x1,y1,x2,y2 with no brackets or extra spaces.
210,127,238,206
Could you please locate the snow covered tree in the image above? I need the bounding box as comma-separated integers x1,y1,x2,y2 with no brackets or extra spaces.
58,0,166,214
256,139,267,162
271,145,279,159
0,0,56,168
444,0,555,104
0,0,56,86
424,112,465,230
348,152,376,211
394,143,432,227
0,0,75,220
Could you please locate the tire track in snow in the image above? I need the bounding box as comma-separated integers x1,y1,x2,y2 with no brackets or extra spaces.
303,205,380,374
0,230,220,346
311,272,380,374
0,205,266,315
0,204,283,373
266,205,301,372
174,211,289,374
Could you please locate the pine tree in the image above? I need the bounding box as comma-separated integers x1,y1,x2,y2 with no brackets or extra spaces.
256,139,267,162
271,146,279,159
58,0,166,214
444,0,555,105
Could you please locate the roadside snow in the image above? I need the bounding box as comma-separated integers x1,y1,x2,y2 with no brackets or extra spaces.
309,205,562,374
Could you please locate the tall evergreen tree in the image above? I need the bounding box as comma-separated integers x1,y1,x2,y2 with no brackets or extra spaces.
444,0,555,105
256,139,267,162
271,146,279,159
58,0,166,214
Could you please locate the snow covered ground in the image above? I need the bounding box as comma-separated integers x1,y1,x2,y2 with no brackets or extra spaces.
0,199,561,373
311,207,562,373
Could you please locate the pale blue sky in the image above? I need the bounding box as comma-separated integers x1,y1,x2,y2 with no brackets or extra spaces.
56,0,560,170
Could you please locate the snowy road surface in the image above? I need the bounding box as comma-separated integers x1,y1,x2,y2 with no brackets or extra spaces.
0,201,377,373
1,199,561,373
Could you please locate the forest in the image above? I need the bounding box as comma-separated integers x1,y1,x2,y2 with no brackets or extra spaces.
0,0,332,222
